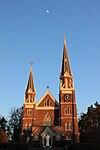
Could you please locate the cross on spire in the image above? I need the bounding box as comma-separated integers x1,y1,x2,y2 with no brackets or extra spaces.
64,34,66,42
46,86,49,91
29,61,33,68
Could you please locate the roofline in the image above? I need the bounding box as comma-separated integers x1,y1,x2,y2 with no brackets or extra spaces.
36,91,59,107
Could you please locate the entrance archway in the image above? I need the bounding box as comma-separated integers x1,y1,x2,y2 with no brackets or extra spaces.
41,126,54,147
42,134,52,148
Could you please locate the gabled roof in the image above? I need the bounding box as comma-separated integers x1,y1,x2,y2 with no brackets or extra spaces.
36,91,59,108
32,126,45,134
32,126,64,135
41,126,54,137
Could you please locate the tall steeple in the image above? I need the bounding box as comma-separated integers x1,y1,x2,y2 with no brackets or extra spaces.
59,36,79,143
26,67,35,93
24,66,36,104
60,36,73,89
61,36,72,76
22,66,36,132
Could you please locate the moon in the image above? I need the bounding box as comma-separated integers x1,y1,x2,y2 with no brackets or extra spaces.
46,9,50,14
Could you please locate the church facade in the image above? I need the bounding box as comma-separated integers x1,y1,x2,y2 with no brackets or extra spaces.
21,37,79,147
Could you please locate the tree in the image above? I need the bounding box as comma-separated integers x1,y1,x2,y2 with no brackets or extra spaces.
79,101,100,146
0,117,7,131
8,106,23,142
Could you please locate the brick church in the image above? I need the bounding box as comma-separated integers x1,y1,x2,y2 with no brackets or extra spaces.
21,37,79,147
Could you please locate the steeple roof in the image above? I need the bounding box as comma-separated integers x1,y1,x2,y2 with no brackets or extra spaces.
26,67,35,93
61,37,72,76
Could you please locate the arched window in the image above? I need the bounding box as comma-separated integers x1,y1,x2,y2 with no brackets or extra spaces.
69,109,72,114
30,95,34,103
25,123,28,129
64,109,68,114
65,123,69,130
69,123,72,130
68,108,70,114
44,101,46,106
27,109,32,115
47,99,49,106
44,99,51,107
64,107,72,115
29,123,32,129
65,123,72,131
43,113,52,126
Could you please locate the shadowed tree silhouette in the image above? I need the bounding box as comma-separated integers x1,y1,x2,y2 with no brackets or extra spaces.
8,106,23,142
79,101,100,147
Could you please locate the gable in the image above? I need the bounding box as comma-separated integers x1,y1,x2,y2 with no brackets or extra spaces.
41,126,54,137
36,91,59,109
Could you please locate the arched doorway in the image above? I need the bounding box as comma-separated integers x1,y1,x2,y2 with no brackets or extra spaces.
41,126,54,148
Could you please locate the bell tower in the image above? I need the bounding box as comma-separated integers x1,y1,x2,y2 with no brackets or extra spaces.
59,37,79,142
22,67,36,132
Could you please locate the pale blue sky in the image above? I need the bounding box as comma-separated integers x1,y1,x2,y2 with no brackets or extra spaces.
0,0,100,118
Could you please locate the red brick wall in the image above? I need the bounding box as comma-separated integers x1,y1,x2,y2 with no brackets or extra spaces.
34,109,59,126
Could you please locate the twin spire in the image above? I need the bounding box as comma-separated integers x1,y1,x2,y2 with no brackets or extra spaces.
25,36,72,93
